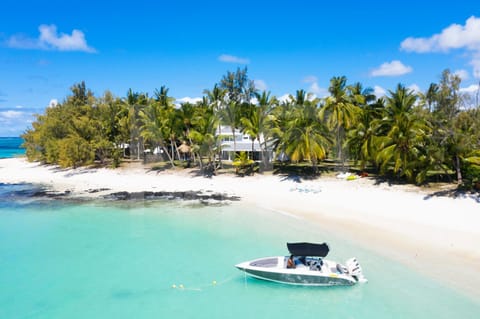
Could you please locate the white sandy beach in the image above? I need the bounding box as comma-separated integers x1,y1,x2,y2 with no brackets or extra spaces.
1,157,479,300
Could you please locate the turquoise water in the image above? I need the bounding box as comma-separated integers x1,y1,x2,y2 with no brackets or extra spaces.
0,188,479,319
0,137,25,158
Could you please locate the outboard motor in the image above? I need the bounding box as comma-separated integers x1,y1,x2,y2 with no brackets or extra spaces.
346,257,368,283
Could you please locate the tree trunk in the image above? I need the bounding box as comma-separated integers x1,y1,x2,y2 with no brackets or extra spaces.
162,145,175,167
232,127,237,157
337,127,343,171
217,125,223,168
186,131,196,164
455,154,462,185
196,152,203,169
259,135,270,171
173,140,181,162
251,139,254,160
137,140,141,160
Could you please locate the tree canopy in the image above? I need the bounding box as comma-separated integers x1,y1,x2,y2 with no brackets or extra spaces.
22,69,480,188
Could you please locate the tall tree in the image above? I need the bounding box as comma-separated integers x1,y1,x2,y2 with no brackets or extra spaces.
268,98,295,161
375,84,431,183
282,90,331,173
154,86,181,162
219,67,256,103
189,102,220,175
320,76,361,170
217,68,257,157
429,70,465,183
68,81,93,106
240,91,278,167
138,86,177,167
204,84,226,166
122,89,148,160
346,97,386,170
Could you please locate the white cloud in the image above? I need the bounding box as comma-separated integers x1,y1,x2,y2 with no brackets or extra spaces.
401,16,480,53
400,16,480,79
303,75,318,83
48,99,59,108
371,60,413,77
302,75,328,96
278,94,292,103
7,24,96,53
408,83,421,94
460,84,480,109
309,82,321,93
454,69,469,81
0,110,23,119
0,109,32,135
460,84,479,94
176,96,202,105
373,85,387,97
218,54,249,64
471,54,480,78
254,79,267,91
308,82,328,97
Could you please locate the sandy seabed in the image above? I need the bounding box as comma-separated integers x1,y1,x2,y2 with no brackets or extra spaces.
1,157,479,301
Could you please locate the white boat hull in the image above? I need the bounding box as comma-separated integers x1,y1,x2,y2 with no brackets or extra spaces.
236,256,365,286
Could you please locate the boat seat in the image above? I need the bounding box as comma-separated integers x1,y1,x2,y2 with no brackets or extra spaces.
308,259,323,271
336,263,347,274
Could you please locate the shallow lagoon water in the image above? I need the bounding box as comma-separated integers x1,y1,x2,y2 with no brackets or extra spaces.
0,137,24,158
0,186,479,319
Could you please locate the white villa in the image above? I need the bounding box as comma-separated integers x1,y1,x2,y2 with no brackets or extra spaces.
217,125,272,161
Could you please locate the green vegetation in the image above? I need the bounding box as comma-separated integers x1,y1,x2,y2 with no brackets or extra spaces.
22,68,480,189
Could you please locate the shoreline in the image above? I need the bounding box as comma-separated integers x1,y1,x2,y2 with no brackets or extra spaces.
1,157,479,301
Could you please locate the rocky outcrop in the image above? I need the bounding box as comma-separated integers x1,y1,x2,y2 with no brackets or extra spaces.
103,190,241,202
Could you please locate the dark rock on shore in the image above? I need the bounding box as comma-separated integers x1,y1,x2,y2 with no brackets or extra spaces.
103,190,241,202
86,188,111,193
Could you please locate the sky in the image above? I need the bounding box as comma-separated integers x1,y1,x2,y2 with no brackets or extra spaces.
1,0,480,136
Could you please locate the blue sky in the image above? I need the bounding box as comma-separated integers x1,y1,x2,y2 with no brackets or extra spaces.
1,0,479,136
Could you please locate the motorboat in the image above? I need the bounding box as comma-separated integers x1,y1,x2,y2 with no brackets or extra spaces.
235,242,367,286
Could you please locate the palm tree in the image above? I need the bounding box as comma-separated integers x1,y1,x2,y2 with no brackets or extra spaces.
122,89,149,160
268,97,295,160
242,91,278,168
204,84,226,166
153,86,180,163
189,103,220,174
450,109,480,185
239,92,277,167
219,101,239,157
138,99,175,166
176,102,197,163
154,86,175,109
422,83,439,112
375,84,431,183
350,82,376,105
346,98,386,170
320,76,361,170
281,90,332,173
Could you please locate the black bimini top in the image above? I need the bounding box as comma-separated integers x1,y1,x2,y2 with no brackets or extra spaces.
287,242,330,257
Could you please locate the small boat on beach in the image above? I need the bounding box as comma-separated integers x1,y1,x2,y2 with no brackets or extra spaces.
235,242,367,286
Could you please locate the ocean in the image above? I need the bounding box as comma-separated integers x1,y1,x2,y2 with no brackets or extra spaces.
0,137,25,158
0,140,479,318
